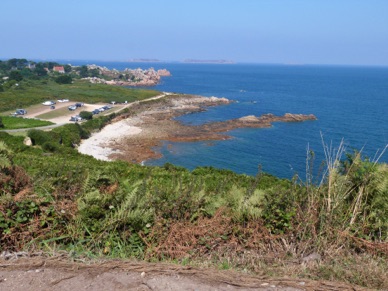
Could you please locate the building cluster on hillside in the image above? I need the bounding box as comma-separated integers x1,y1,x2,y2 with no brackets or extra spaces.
82,65,171,86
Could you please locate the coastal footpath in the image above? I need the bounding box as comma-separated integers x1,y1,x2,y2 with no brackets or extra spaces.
78,94,316,163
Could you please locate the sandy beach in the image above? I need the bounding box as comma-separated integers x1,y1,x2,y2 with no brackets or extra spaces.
78,119,142,161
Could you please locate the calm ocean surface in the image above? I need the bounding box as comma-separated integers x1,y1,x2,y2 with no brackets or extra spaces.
72,61,388,178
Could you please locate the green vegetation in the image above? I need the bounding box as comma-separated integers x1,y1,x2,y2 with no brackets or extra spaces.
35,107,70,119
0,126,387,288
79,111,93,120
0,116,53,130
0,79,159,113
55,75,73,84
0,58,387,288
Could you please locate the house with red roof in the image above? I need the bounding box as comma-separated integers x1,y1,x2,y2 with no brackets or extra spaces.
53,66,65,73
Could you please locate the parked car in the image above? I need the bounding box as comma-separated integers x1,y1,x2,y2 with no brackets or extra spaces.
92,109,100,115
57,99,69,103
50,105,55,109
69,115,82,122
75,102,84,107
15,109,27,115
42,101,56,106
98,107,105,112
68,105,77,111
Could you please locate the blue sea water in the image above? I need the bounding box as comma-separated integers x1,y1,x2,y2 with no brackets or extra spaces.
72,61,388,178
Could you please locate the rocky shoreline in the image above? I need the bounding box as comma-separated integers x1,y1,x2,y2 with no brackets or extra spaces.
78,94,317,164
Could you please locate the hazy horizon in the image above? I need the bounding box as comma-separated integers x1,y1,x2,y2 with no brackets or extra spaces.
2,0,388,66
2,58,388,69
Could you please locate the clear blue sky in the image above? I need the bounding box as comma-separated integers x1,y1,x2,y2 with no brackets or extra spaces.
1,0,387,65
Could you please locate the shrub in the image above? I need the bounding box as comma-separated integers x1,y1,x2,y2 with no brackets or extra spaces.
55,75,72,84
42,141,59,152
0,117,4,128
81,113,117,132
27,129,50,145
79,111,93,120
51,123,90,147
3,80,17,89
9,70,23,82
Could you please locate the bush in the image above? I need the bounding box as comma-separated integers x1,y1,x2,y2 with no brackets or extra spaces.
81,113,117,132
55,75,72,84
42,141,59,152
9,70,23,82
0,117,4,128
79,111,93,120
51,123,90,147
27,129,50,145
3,80,17,89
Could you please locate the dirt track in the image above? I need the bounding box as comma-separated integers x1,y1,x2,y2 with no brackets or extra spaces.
0,255,361,291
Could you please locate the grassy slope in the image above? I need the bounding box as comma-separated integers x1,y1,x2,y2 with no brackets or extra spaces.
0,79,160,113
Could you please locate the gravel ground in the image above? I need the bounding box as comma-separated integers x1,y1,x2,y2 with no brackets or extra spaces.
0,255,360,291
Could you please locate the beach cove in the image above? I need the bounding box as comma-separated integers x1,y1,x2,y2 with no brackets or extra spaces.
78,94,316,163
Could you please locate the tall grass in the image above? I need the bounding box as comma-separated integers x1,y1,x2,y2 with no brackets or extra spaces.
294,134,388,257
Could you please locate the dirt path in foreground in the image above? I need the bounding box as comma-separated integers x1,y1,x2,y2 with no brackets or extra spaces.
0,256,362,291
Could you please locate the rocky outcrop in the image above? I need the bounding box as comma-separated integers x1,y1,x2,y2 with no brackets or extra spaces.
104,95,317,163
157,69,171,77
201,113,317,133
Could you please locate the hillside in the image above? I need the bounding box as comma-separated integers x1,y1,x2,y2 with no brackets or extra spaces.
0,61,387,289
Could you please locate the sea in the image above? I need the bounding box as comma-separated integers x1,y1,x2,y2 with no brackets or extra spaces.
70,61,388,179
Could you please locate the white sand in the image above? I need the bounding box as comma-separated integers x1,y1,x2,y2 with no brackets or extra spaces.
78,119,142,161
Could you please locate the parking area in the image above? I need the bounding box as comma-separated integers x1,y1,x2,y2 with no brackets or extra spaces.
19,101,121,124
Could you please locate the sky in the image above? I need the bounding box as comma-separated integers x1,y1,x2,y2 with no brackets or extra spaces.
1,0,388,66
